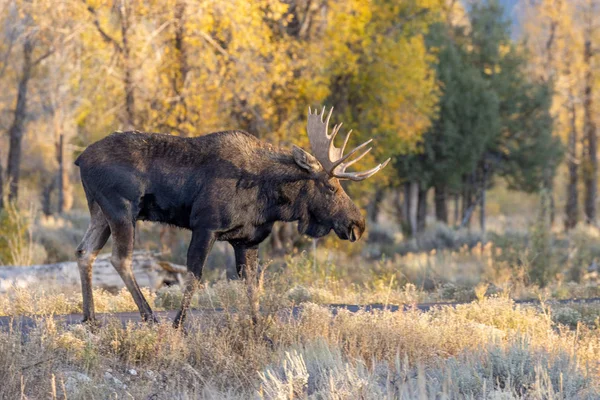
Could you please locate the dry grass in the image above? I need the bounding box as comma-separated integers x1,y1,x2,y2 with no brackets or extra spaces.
0,287,157,317
0,281,598,399
2,211,600,398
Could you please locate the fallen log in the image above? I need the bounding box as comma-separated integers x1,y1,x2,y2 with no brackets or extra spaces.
0,252,187,293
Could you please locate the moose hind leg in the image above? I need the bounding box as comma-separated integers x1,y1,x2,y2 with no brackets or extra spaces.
109,218,157,322
75,204,111,323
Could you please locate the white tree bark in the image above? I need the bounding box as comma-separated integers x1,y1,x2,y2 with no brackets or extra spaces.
0,251,187,293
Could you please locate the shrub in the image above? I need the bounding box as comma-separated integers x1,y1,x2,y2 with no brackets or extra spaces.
0,203,47,266
566,224,600,283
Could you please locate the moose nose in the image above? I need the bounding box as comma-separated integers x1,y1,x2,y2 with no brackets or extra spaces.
348,224,362,242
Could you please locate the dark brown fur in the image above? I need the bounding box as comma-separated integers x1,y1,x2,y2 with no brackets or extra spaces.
75,130,365,326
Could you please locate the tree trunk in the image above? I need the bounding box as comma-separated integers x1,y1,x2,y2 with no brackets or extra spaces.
280,222,295,252
367,188,384,222
408,181,419,236
393,188,404,224
541,0,558,228
434,184,448,224
544,173,556,226
461,178,469,222
461,175,473,229
173,0,189,133
53,97,73,213
120,0,135,129
565,94,579,230
0,149,4,212
56,133,65,214
394,188,408,234
269,222,295,256
453,193,459,226
583,36,597,225
270,223,283,254
402,184,410,224
417,185,428,233
7,40,33,202
480,167,487,233
41,178,55,216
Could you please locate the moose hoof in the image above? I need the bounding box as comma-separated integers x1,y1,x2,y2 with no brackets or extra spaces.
81,317,99,332
142,313,159,324
173,312,186,330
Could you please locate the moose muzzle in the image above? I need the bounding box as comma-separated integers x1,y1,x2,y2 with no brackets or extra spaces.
349,224,363,242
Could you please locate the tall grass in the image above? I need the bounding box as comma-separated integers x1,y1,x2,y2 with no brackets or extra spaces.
1,211,599,397
0,282,598,399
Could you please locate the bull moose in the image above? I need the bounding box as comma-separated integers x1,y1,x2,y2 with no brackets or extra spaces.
74,107,389,327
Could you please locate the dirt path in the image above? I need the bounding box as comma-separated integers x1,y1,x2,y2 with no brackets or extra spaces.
1,297,599,332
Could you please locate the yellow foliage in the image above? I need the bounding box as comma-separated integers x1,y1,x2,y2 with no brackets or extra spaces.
521,0,587,145
7,0,443,157
0,0,445,218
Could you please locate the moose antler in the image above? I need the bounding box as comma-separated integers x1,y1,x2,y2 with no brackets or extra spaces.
306,106,390,181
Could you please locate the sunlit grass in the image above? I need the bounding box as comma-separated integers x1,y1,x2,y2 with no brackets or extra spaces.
0,294,598,399
1,215,600,398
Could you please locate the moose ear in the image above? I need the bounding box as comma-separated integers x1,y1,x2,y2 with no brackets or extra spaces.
292,145,321,173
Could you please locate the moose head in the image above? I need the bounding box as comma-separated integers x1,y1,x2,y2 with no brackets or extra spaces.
291,106,390,242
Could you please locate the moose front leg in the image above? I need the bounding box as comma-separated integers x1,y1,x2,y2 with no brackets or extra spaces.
173,229,215,329
233,245,259,280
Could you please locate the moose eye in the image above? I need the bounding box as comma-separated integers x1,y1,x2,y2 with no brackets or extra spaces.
327,185,336,193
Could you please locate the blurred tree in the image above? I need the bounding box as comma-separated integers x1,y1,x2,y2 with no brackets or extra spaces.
395,15,500,233
467,0,561,231
4,0,71,203
6,37,35,202
581,0,599,225
521,0,600,230
0,1,18,212
425,22,499,226
80,0,140,129
395,0,561,234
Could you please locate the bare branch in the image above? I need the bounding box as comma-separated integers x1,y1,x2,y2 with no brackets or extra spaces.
198,31,239,63
81,0,123,52
32,48,55,66
0,25,18,78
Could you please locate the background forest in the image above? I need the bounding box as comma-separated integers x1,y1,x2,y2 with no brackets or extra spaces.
0,0,599,285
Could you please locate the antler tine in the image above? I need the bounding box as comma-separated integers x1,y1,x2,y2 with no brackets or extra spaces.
336,158,391,181
331,139,373,170
339,147,372,170
331,123,343,142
